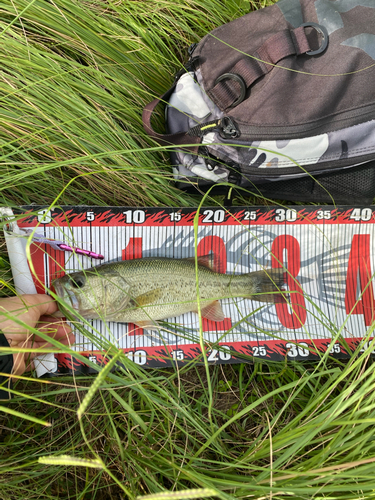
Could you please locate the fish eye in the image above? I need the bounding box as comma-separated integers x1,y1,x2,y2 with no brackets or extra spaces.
71,276,85,289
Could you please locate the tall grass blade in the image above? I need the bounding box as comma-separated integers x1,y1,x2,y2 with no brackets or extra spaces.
137,488,221,500
38,455,104,468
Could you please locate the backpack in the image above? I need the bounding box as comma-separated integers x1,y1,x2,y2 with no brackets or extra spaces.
142,0,375,204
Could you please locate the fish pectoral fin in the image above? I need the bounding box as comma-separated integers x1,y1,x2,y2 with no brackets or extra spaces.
133,320,159,330
195,300,225,322
133,288,163,308
107,288,163,327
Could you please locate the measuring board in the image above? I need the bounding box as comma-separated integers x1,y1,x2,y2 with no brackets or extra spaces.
15,205,375,373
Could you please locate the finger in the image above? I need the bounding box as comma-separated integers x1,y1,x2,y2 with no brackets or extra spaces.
44,332,75,346
10,331,75,376
34,315,71,329
38,315,69,325
12,352,26,377
3,329,69,349
32,326,74,345
15,333,75,352
0,294,58,317
24,360,35,373
35,316,72,339
19,353,38,374
9,336,36,374
7,333,75,364
60,332,76,346
0,295,58,334
19,294,59,318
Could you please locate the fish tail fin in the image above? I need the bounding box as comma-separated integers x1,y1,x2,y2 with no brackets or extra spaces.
251,269,287,304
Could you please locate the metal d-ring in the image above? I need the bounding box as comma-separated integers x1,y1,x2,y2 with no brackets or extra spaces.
214,73,246,107
300,22,329,56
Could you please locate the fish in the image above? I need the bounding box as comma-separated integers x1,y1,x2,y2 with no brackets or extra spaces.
52,256,286,329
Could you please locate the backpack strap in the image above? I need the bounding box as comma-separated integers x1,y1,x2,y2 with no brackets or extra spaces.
142,84,201,154
209,24,328,111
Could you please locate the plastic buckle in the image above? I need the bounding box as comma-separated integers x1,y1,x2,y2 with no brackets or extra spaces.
214,73,246,107
300,22,328,55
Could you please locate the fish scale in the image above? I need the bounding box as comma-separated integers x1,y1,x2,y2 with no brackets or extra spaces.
53,257,286,328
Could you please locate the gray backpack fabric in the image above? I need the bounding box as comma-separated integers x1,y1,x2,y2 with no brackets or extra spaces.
142,0,375,204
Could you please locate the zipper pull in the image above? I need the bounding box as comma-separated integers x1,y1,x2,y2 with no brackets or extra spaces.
187,119,220,137
188,117,241,139
219,117,240,139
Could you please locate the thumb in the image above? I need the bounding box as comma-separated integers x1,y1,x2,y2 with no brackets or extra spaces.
18,294,58,318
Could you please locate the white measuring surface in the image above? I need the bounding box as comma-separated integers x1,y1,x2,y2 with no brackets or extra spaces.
13,205,375,372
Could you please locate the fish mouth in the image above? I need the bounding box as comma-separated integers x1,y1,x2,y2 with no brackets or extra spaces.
54,281,80,312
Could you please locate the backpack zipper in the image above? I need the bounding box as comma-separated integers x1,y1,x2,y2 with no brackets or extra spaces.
188,117,241,139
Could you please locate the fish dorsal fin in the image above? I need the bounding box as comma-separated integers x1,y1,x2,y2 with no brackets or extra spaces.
133,288,163,308
199,300,225,322
185,254,217,272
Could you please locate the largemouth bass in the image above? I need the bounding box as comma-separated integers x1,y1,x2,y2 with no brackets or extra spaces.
53,256,285,328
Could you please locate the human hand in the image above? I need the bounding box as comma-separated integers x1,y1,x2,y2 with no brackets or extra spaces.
0,294,74,376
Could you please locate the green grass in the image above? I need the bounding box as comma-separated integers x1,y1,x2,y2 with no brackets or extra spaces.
0,0,264,209
1,1,375,499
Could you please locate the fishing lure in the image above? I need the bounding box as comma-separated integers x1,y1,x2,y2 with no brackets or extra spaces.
16,228,104,260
